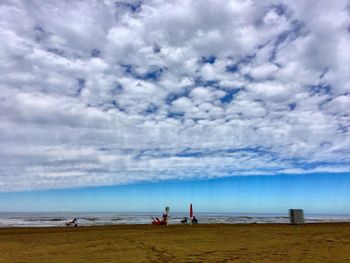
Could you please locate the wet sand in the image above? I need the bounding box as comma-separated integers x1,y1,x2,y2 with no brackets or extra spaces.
1,223,350,262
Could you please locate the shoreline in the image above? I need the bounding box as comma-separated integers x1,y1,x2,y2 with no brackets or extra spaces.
1,220,350,229
2,212,349,228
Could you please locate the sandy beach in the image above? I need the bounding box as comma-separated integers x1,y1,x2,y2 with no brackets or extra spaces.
1,223,350,262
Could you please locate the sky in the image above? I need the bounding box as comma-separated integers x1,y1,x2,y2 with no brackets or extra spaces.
0,173,349,213
0,0,350,212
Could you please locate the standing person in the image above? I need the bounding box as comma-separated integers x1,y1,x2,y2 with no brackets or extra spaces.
162,206,170,225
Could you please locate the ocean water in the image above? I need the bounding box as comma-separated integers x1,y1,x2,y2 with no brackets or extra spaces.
0,212,349,227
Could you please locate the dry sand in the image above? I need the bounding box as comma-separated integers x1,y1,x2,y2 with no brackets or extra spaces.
1,223,350,262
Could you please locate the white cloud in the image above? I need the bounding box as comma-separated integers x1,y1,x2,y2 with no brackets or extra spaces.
0,0,349,191
249,63,279,80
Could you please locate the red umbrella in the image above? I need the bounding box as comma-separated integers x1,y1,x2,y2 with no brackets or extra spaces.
190,203,193,219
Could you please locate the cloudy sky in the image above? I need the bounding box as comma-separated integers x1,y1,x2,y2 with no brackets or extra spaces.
0,0,350,193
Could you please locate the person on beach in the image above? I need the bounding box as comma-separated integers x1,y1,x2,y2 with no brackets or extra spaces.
65,218,78,227
192,216,198,224
152,206,170,225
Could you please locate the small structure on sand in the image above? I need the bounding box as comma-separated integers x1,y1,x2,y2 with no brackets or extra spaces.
289,209,305,224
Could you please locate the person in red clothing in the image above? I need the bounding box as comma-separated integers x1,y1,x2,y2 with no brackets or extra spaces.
152,206,169,225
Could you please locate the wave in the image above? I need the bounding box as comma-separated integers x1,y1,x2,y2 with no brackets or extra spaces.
23,218,66,222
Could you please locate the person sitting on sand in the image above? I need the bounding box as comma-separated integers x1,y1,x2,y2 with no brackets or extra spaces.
65,218,78,227
181,217,188,224
191,216,198,224
152,206,170,225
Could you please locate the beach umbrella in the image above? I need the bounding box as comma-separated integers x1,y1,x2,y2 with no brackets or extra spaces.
190,203,193,219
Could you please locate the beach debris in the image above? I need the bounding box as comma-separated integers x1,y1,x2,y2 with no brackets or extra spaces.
152,206,169,225
65,218,78,227
289,209,305,224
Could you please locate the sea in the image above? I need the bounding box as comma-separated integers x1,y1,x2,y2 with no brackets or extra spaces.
0,212,349,227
